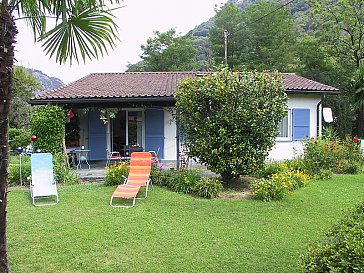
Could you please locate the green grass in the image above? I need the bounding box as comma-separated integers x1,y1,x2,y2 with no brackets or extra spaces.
7,174,364,273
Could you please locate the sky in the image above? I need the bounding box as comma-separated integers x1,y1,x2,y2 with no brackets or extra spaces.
14,0,227,84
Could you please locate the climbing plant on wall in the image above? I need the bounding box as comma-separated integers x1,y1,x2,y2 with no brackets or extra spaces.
30,106,66,154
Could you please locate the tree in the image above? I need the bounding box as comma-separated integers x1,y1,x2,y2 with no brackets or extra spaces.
126,60,148,72
209,2,244,67
308,0,364,137
209,1,298,71
0,1,120,271
351,68,364,136
10,66,43,128
175,67,288,182
12,66,42,100
135,28,197,71
238,0,298,71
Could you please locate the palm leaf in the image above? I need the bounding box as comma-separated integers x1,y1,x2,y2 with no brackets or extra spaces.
11,0,120,64
40,2,119,64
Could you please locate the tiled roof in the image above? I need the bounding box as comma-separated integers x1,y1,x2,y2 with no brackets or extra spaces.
282,73,338,92
32,71,339,102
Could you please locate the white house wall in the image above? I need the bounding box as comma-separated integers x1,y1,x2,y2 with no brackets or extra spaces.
268,94,321,160
163,108,177,161
162,95,322,162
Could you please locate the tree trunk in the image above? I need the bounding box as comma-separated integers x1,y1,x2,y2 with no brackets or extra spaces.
0,4,17,272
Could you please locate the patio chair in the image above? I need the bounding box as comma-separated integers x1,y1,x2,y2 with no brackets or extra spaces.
30,153,59,206
106,149,122,166
110,152,152,207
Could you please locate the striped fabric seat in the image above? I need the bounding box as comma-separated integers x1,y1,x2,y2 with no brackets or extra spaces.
126,152,152,190
110,152,152,208
110,184,140,208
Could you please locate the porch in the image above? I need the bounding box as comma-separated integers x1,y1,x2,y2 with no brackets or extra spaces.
75,160,107,180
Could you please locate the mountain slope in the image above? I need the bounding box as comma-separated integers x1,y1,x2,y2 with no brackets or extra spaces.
26,68,64,93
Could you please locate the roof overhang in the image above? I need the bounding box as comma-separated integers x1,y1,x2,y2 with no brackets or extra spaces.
285,89,340,95
30,96,176,106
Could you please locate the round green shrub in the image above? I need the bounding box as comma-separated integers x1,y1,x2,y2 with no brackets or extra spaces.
175,67,288,181
192,177,223,199
301,202,364,272
8,128,31,151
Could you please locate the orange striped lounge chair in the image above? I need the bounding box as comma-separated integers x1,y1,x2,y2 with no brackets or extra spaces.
110,152,152,208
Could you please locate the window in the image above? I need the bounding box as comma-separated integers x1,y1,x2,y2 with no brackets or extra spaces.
277,108,310,141
277,110,290,140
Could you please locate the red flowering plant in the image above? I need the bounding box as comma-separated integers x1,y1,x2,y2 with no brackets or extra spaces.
303,135,363,175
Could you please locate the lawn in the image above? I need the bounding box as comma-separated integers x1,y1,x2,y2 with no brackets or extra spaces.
7,174,364,273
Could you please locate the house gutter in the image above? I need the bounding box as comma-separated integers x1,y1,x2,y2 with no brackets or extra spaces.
285,89,340,95
317,98,323,137
30,96,177,105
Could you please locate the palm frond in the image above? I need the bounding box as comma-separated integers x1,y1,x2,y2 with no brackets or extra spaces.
40,3,119,64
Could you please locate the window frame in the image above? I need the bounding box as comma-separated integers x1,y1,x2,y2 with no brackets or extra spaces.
276,109,291,141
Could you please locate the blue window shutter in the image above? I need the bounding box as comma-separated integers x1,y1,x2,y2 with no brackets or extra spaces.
145,109,164,158
292,109,310,140
88,110,107,160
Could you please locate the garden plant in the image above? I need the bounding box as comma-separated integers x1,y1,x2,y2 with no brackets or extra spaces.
302,202,364,272
175,67,288,182
303,135,363,175
252,161,310,201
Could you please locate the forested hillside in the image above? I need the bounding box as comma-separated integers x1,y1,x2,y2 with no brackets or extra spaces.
127,0,364,138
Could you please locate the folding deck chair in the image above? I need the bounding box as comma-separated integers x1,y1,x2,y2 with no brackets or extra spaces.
110,152,152,208
30,153,59,206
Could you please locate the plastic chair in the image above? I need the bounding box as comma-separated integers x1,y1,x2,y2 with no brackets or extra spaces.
30,153,59,206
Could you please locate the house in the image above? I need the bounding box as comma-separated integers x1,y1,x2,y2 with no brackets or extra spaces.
30,71,339,165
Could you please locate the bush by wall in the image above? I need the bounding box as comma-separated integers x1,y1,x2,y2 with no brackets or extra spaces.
301,202,364,272
30,106,66,154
